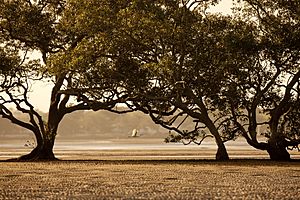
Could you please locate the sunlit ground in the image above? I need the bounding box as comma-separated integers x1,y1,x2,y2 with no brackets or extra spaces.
0,160,299,199
1,138,299,199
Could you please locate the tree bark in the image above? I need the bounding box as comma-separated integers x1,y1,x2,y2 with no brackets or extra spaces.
36,136,56,160
268,116,291,161
17,131,57,161
215,143,229,161
206,119,229,161
267,138,290,161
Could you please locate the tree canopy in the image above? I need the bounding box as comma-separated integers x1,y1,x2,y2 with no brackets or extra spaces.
0,0,299,161
52,0,252,160
222,0,300,160
0,0,135,160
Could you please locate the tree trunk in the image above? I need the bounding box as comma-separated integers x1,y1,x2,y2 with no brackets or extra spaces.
36,137,56,160
206,120,229,161
267,139,290,161
268,118,291,161
215,142,229,161
17,132,57,161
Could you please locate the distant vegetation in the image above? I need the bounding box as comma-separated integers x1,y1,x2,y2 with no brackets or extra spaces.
0,110,168,140
0,108,269,141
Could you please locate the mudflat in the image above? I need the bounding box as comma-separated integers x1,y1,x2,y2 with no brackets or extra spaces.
0,159,299,199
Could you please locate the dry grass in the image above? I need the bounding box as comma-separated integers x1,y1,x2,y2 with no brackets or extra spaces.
1,141,300,199
0,159,299,199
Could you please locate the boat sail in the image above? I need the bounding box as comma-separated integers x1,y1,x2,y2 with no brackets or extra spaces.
131,129,139,137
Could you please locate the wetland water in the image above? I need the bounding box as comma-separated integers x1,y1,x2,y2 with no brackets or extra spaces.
1,138,299,160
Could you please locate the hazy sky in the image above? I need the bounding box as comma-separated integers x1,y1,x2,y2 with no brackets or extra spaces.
28,0,233,112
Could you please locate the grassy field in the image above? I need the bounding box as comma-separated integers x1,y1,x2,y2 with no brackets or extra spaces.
0,159,299,199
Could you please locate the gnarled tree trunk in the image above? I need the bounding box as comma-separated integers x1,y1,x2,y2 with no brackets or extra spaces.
18,130,57,161
206,119,229,161
267,137,290,161
267,118,291,161
215,142,229,161
18,76,67,161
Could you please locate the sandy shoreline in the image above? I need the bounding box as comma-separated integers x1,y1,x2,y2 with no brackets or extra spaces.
0,159,299,199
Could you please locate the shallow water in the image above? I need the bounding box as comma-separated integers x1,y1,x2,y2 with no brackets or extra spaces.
0,138,299,160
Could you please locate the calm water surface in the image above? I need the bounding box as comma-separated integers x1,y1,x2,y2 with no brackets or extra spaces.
1,138,299,160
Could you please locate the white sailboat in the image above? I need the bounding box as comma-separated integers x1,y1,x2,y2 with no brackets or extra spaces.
131,129,139,137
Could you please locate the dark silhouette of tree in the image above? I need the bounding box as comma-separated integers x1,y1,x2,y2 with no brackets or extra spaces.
61,0,240,160
2,0,298,162
0,0,74,160
222,0,300,160
0,0,134,161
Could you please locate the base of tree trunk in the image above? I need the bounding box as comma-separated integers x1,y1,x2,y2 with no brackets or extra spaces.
267,144,291,161
14,146,58,161
216,147,230,161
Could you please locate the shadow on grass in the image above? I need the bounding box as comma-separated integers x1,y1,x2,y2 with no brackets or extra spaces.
1,158,300,166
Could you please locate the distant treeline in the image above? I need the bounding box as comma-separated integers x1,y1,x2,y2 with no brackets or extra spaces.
0,110,171,140
1,109,269,141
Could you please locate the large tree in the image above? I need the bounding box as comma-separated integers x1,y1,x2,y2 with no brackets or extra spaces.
0,0,133,161
63,0,300,161
222,0,300,160
60,0,250,160
126,3,235,160
0,0,63,160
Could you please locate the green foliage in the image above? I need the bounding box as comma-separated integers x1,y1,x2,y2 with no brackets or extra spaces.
0,0,61,53
165,129,213,145
0,48,20,76
228,0,300,154
2,0,299,160
52,0,246,148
